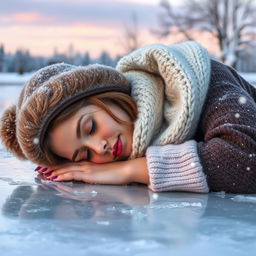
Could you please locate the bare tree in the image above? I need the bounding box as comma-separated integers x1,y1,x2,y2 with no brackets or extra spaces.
121,12,143,54
156,0,256,67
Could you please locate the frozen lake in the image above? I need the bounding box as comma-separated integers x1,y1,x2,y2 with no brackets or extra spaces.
0,85,256,256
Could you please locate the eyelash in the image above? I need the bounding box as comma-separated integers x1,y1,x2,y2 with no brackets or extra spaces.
89,120,96,134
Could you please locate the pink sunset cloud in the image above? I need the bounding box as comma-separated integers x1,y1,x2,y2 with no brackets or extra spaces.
11,12,42,23
0,0,219,58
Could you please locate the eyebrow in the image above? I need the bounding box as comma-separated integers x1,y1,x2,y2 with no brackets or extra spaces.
71,114,85,162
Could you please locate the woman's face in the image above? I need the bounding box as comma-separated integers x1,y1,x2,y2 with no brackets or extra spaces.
49,103,134,164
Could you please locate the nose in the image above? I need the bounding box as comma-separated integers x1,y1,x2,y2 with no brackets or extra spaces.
84,137,108,155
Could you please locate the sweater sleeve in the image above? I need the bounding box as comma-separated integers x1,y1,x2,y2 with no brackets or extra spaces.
146,140,209,193
196,60,256,193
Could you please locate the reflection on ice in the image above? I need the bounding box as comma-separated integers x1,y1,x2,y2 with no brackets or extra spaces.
1,177,256,256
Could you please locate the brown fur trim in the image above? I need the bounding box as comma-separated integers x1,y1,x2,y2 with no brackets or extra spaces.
1,63,131,165
0,105,26,159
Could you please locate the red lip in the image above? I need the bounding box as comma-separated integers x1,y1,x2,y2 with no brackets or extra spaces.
113,135,122,158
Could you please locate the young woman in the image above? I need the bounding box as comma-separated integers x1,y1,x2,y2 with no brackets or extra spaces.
1,41,255,193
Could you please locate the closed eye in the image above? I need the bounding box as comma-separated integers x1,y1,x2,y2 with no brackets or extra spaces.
73,116,95,162
89,120,96,134
81,120,96,161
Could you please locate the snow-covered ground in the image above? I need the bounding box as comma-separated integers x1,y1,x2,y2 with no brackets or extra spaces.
0,72,33,85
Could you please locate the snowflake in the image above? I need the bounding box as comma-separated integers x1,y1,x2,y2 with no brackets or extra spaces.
33,137,39,144
235,113,240,118
238,96,247,105
191,162,196,167
246,167,251,171
152,193,159,200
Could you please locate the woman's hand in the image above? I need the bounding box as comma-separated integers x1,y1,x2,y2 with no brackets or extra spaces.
36,157,149,185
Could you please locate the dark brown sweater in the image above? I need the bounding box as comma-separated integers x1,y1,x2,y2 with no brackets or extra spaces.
146,60,256,194
196,60,256,193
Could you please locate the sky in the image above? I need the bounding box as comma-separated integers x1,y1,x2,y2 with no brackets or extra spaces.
0,0,217,58
0,0,191,57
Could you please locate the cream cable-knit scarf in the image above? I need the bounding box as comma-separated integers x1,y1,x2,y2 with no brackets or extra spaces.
116,41,211,159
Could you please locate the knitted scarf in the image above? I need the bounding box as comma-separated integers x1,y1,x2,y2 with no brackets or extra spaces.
116,41,211,159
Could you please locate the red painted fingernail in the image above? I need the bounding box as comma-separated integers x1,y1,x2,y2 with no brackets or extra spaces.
38,168,45,174
34,166,41,172
51,176,58,180
42,168,48,173
44,172,52,177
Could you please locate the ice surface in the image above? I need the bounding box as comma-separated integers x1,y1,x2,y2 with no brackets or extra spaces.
0,85,256,256
231,195,256,203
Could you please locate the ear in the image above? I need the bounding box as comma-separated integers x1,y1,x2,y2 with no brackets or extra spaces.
0,105,26,159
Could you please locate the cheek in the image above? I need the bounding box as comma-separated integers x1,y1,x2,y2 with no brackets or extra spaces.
99,118,119,136
50,129,76,158
127,127,134,146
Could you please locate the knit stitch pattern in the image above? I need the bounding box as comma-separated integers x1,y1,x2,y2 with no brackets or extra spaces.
195,60,256,193
146,60,256,193
117,41,211,159
146,140,209,193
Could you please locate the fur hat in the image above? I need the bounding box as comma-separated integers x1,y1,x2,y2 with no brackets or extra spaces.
0,63,130,166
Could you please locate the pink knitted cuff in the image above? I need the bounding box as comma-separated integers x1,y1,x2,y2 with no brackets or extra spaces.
146,140,209,193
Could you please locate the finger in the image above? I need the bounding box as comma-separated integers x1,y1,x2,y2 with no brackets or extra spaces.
40,161,91,175
41,166,77,178
37,165,67,175
37,167,56,175
52,171,85,182
46,166,84,179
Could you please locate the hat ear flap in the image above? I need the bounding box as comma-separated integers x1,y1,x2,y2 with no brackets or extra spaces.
0,105,26,159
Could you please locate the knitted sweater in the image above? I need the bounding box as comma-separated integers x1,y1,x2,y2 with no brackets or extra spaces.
146,60,256,193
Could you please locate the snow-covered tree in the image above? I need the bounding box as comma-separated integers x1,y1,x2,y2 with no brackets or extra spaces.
156,0,256,67
82,52,91,66
14,49,33,74
0,44,5,72
98,51,114,66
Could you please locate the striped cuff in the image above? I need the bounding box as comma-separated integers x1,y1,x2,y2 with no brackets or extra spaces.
146,140,209,193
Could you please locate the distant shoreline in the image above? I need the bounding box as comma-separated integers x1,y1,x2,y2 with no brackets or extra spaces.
0,72,33,86
0,72,255,86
